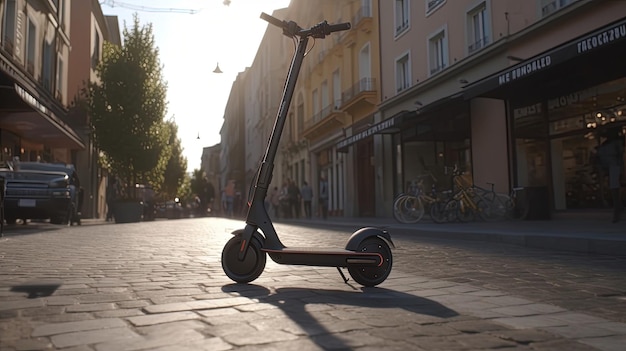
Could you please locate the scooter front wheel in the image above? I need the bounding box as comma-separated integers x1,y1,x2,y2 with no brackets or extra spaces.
348,237,393,287
221,235,266,283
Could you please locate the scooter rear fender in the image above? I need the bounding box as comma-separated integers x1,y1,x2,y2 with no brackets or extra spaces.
344,227,395,251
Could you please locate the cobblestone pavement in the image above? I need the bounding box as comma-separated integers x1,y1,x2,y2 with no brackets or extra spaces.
1,218,625,350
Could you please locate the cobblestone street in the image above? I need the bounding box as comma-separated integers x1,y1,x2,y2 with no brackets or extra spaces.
1,218,625,350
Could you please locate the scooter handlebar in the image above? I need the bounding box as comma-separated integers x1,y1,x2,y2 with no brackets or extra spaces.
261,12,351,38
327,22,351,33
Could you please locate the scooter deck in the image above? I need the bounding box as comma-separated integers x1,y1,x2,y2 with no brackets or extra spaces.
262,247,382,267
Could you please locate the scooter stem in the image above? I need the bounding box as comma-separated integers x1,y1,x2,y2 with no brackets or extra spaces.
243,34,310,250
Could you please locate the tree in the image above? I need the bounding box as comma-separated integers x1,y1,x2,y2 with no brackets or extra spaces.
87,14,169,199
161,120,188,199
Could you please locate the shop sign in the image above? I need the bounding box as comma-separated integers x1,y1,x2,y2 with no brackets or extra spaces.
336,116,399,150
467,18,626,98
577,23,626,54
15,84,48,115
513,103,542,119
498,55,552,85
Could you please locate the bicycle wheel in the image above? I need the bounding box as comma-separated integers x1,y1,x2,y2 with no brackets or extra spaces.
431,199,458,223
393,195,424,223
506,195,529,220
456,199,475,222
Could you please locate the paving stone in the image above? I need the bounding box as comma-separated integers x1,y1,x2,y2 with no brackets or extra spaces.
77,293,135,303
0,299,44,311
493,315,570,329
531,339,598,351
491,328,563,343
578,335,626,351
31,318,127,337
94,329,205,351
13,338,53,351
135,320,209,336
66,303,116,313
127,311,199,326
51,327,139,349
222,329,299,346
545,324,618,339
151,336,232,351
94,309,144,318
143,297,252,314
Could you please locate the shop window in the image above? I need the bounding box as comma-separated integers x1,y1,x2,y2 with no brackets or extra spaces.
394,0,409,37
395,52,410,93
428,29,448,76
467,2,490,54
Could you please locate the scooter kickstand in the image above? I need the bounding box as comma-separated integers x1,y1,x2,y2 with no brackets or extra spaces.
337,267,349,284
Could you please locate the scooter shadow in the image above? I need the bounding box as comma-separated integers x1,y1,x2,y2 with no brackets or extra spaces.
222,283,458,348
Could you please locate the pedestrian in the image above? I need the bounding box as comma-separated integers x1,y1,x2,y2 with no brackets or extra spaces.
319,175,329,219
224,179,235,218
106,177,118,221
596,127,625,223
288,179,301,219
301,181,313,219
269,186,281,219
279,180,291,218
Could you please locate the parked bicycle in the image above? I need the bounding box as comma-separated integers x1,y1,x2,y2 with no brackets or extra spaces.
393,172,446,224
430,165,508,223
505,186,529,220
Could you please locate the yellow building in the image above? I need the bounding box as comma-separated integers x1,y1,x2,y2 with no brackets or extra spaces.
283,0,379,217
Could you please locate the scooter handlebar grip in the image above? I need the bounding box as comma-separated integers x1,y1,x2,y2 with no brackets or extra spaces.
328,22,351,33
260,12,285,29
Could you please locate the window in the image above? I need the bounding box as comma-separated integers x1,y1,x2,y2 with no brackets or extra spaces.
429,30,448,76
467,2,489,54
540,0,577,17
426,0,446,15
297,94,304,133
332,69,341,108
312,88,319,122
42,40,54,92
26,19,37,76
395,52,410,93
321,80,329,111
56,55,64,101
2,0,16,53
92,31,101,68
394,0,409,37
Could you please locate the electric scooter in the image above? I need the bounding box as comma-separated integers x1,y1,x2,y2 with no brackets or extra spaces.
221,12,394,287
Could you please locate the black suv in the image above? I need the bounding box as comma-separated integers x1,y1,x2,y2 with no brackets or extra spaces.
0,162,81,225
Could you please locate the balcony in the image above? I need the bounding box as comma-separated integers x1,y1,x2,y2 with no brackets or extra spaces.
395,20,409,37
353,4,373,33
302,102,348,141
468,35,489,54
341,78,377,113
429,63,447,76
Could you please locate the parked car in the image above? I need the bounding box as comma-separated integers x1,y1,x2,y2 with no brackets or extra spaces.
0,161,81,225
164,199,183,219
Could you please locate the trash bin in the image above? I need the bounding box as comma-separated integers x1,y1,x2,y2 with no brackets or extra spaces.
525,186,551,220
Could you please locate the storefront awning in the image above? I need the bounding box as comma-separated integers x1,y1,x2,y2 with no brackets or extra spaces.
464,17,626,100
0,70,85,150
336,110,415,153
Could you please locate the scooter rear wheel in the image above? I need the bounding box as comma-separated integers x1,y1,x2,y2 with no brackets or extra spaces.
348,237,393,287
222,235,266,283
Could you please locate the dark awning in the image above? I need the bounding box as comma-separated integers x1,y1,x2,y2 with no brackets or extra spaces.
0,66,85,150
336,110,415,152
464,17,626,100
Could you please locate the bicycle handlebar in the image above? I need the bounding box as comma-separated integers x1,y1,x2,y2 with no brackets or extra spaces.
261,12,350,39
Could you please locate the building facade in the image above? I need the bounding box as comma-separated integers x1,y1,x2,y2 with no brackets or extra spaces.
373,0,626,218
220,0,626,219
67,0,120,219
0,0,82,165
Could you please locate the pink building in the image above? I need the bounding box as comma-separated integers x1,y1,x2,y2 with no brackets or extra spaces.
369,0,626,217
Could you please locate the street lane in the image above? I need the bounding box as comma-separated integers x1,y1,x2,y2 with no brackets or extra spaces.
1,217,625,350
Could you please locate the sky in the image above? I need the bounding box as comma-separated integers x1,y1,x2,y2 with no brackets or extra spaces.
100,0,291,172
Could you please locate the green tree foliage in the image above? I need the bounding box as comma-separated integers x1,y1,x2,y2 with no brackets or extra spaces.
87,14,170,199
161,120,188,199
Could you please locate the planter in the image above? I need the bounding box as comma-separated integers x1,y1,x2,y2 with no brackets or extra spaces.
113,201,143,223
